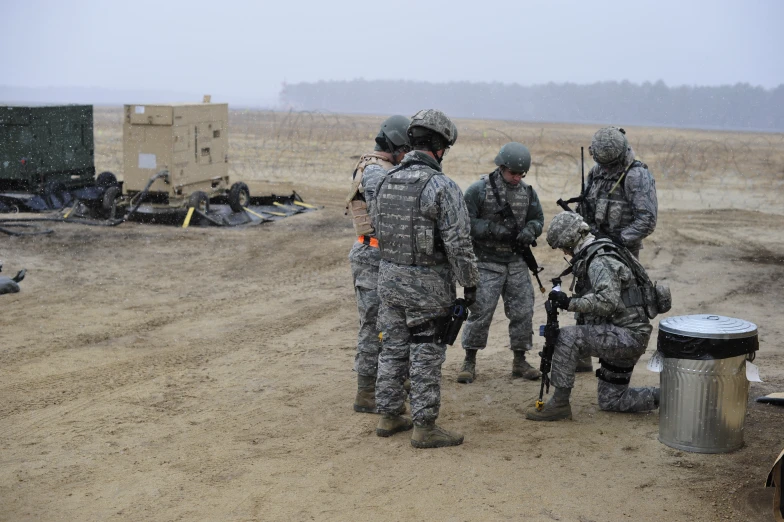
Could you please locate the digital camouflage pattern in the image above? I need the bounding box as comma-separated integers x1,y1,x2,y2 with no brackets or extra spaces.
409,109,458,146
373,150,478,423
550,323,657,411
461,260,534,352
546,211,589,250
550,238,656,412
589,127,628,164
349,160,390,377
464,169,544,263
579,147,657,257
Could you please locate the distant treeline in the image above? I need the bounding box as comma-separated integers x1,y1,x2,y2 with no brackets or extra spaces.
280,80,784,132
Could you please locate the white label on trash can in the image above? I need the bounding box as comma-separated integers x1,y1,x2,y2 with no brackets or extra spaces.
746,361,763,382
646,351,664,373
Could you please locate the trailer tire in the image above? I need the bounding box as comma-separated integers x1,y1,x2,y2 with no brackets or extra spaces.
96,171,118,187
45,181,70,209
187,191,210,213
228,182,251,213
102,186,122,219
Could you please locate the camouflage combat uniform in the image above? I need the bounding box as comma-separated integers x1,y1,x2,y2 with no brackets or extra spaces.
461,169,544,353
372,151,479,424
347,153,394,379
579,148,657,258
551,237,658,411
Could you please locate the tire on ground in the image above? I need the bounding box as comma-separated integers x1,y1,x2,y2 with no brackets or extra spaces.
187,191,210,213
228,182,251,213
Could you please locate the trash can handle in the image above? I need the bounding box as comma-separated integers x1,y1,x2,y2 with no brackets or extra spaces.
707,315,720,320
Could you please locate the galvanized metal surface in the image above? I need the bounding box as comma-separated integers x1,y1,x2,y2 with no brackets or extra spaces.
659,314,758,340
659,354,750,453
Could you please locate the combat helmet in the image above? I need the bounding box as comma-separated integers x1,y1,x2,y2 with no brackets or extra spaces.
494,142,531,173
374,115,411,154
546,211,590,250
407,109,458,162
589,127,629,165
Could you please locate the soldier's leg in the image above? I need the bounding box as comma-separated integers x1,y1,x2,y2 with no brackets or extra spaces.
351,261,382,412
458,266,504,383
502,264,540,380
375,302,410,417
592,325,657,412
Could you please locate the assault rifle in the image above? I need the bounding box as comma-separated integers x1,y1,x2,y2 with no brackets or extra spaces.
556,146,585,213
486,173,545,294
535,277,562,411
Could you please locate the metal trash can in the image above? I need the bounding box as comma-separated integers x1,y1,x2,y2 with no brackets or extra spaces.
657,314,758,453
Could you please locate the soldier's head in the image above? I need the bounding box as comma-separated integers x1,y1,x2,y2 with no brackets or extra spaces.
589,127,629,167
495,142,531,186
407,109,458,164
374,115,412,165
547,211,591,254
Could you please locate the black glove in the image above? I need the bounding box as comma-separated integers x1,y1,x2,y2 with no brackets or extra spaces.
489,223,513,241
463,287,477,307
548,290,571,310
516,228,535,247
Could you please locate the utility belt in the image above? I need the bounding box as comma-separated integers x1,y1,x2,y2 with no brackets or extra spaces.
409,299,469,346
595,358,633,385
358,235,379,248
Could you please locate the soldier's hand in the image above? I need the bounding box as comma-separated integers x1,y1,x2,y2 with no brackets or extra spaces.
516,228,535,247
548,290,571,310
463,287,477,307
489,223,513,241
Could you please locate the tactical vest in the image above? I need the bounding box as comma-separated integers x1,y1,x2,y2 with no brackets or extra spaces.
375,168,447,266
572,239,649,328
582,160,645,237
474,170,532,255
345,153,394,236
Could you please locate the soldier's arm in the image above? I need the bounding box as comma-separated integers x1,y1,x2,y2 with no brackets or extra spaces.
620,167,657,245
433,179,479,288
567,256,622,316
523,186,544,238
362,164,387,218
463,179,492,239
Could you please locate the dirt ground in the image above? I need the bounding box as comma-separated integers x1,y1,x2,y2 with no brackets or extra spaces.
2,113,783,521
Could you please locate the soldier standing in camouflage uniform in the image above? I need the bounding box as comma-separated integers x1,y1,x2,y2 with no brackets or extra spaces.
457,142,544,383
575,126,658,373
346,116,411,413
526,211,659,421
371,109,479,448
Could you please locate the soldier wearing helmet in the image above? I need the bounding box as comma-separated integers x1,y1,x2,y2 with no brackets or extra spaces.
371,109,478,449
581,126,657,260
457,142,544,384
346,115,412,414
525,211,660,421
576,126,658,373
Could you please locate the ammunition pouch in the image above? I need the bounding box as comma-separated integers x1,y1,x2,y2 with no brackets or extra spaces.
595,359,633,385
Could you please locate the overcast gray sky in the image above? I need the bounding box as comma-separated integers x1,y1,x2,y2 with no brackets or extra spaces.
2,0,782,105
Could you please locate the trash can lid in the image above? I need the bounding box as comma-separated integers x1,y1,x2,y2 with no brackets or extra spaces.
659,314,757,340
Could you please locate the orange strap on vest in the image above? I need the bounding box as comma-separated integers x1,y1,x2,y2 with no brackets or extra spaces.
358,235,379,248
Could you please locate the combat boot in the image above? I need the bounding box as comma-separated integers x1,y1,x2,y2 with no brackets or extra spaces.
410,422,464,449
353,374,376,413
376,414,413,437
576,355,593,373
457,349,478,384
525,387,572,421
512,351,541,380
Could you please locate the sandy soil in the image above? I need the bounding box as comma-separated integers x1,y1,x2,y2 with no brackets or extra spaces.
1,186,782,521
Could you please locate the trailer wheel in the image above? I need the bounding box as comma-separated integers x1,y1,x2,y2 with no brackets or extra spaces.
228,182,251,212
96,171,118,187
187,191,210,213
45,181,70,209
102,186,122,219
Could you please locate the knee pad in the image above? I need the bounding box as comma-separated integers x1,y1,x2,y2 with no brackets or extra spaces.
595,359,633,386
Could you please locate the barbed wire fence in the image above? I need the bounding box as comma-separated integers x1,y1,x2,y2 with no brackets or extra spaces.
92,108,784,213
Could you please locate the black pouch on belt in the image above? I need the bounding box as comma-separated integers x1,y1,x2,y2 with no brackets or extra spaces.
437,298,469,346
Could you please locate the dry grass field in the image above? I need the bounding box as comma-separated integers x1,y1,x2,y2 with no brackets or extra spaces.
1,108,783,521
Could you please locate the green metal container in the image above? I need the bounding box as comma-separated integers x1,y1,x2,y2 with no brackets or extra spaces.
0,105,95,194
